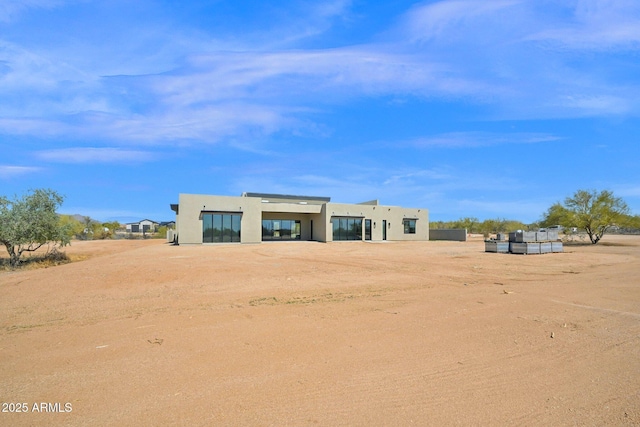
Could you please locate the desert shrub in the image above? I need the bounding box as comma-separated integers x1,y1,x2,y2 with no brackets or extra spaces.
155,226,168,239
0,246,70,270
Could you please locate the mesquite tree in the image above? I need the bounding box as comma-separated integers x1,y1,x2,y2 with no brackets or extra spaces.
542,189,630,244
0,189,71,267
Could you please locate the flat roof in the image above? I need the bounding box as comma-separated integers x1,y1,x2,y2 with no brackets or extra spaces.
242,192,331,203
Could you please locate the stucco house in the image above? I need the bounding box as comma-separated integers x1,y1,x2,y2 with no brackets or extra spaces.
170,192,428,245
126,219,159,233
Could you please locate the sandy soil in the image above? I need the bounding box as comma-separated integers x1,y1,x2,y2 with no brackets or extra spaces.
1,235,639,426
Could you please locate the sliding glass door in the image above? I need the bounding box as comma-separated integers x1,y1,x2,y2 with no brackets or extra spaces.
202,213,241,243
262,219,302,241
331,217,363,241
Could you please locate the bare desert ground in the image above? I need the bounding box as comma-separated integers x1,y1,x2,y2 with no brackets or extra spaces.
1,235,639,426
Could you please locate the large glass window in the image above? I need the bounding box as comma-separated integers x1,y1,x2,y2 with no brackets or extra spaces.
202,213,241,243
262,219,301,241
222,214,232,242
203,214,213,241
403,219,416,234
212,214,223,241
331,217,363,241
231,214,241,241
340,218,347,240
280,220,291,239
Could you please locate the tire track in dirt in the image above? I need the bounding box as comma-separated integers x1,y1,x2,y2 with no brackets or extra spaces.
551,300,640,319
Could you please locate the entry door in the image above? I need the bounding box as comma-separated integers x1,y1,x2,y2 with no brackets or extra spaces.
365,219,372,240
382,220,387,240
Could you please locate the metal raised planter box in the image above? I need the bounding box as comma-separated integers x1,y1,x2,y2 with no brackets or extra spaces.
485,241,510,253
536,231,549,242
540,242,553,254
509,231,537,243
509,242,541,255
551,242,564,253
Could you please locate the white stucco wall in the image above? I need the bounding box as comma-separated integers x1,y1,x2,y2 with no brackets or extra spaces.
172,193,429,244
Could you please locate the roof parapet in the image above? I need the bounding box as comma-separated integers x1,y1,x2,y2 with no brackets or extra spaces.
242,192,331,203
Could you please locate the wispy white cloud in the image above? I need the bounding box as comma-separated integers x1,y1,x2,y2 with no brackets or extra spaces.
383,169,452,185
0,0,639,148
0,117,69,135
267,0,355,46
0,39,93,95
403,0,640,50
231,162,523,210
407,132,562,148
0,104,295,145
0,46,464,143
560,95,633,115
401,0,522,44
0,0,66,23
233,173,381,203
395,0,640,117
0,165,41,178
527,0,640,50
35,147,158,163
157,48,451,104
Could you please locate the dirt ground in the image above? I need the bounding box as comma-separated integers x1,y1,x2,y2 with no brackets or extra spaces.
1,235,639,426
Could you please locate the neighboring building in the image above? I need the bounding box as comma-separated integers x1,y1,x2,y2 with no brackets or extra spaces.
126,219,159,233
170,192,428,245
159,221,176,229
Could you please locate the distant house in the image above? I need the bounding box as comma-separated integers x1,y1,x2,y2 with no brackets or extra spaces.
126,219,159,233
159,221,176,229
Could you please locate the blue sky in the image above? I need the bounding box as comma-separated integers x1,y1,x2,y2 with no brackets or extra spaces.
1,0,639,223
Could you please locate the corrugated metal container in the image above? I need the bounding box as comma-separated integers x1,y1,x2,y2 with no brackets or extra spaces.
509,231,536,243
551,242,564,253
540,242,552,253
536,231,549,241
547,230,559,241
509,242,541,254
485,241,509,253
496,233,508,241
